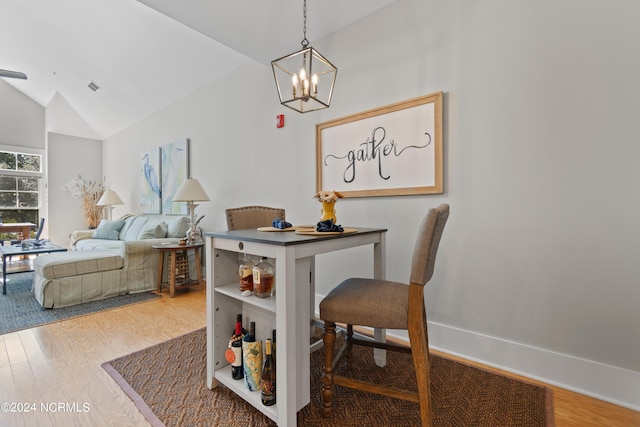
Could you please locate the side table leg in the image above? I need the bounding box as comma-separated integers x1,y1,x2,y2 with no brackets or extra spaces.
156,251,165,294
195,247,203,291
169,251,177,298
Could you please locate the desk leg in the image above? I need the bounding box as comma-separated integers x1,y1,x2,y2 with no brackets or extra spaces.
156,251,165,294
169,251,177,298
373,234,387,367
2,255,6,295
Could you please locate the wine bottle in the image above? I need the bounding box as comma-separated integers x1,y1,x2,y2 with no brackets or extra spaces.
246,321,255,341
271,329,276,364
261,338,276,406
243,321,262,391
231,313,248,336
231,315,244,380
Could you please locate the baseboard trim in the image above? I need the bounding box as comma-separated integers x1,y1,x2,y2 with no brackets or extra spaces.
425,321,640,411
313,297,640,411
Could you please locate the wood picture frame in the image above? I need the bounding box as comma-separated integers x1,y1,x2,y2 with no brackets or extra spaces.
316,92,443,197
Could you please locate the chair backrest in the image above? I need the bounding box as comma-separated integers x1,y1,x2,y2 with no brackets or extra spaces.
410,204,449,286
225,206,286,230
34,217,45,240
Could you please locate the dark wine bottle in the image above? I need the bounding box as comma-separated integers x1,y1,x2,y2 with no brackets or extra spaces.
247,321,255,341
261,338,276,406
231,315,244,380
231,313,248,336
271,329,276,364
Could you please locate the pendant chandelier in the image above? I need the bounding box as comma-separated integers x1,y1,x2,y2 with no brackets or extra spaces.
271,0,337,113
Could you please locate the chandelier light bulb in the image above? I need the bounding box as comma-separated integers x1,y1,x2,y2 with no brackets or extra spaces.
292,74,299,97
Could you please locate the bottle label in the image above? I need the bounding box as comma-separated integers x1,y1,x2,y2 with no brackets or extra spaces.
231,345,242,367
240,267,253,291
253,269,261,285
261,380,275,398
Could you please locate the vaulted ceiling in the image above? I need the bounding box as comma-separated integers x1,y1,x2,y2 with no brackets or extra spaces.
0,0,398,139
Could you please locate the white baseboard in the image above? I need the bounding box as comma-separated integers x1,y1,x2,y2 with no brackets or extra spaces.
312,298,640,411
426,321,640,411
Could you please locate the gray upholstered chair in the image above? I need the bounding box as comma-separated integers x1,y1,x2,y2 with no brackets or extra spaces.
225,206,286,230
319,203,450,427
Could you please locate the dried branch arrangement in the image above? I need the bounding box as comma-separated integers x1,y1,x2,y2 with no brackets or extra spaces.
64,176,105,229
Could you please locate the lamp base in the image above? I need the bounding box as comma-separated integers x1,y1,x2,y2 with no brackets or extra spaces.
186,227,202,245
185,202,202,245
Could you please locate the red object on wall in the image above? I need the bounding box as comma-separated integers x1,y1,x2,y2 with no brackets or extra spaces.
276,114,285,128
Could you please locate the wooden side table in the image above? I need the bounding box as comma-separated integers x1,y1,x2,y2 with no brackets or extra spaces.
153,243,203,297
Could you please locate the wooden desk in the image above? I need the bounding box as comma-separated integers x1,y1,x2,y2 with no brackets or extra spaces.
205,227,386,426
0,222,36,241
153,243,203,297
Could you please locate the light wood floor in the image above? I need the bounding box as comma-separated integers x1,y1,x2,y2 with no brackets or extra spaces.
1,287,638,426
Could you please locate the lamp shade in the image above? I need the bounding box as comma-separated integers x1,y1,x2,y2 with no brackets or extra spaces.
97,189,124,206
173,178,210,202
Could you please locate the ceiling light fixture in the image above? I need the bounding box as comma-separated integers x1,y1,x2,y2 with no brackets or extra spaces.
271,0,337,113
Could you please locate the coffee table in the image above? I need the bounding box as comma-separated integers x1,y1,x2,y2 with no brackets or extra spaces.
1,242,68,294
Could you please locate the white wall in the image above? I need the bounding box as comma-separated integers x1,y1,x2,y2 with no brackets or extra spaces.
46,133,102,246
0,79,44,148
103,0,640,409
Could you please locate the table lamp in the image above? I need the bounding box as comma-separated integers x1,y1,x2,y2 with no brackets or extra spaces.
96,189,124,221
173,178,210,244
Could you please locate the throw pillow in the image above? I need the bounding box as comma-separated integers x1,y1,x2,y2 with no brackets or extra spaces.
167,216,189,238
139,222,168,239
92,219,126,240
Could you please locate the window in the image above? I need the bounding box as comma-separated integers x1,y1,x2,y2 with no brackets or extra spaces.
0,150,42,238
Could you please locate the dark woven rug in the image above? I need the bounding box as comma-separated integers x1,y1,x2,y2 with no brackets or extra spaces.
0,271,160,335
103,328,555,427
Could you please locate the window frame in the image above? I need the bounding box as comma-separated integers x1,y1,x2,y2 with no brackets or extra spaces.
0,145,45,224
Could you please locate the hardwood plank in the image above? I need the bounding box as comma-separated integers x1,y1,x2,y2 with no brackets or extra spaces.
0,285,637,426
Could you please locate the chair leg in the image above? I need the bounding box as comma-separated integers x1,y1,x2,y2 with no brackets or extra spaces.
322,321,336,417
345,324,354,367
408,289,434,427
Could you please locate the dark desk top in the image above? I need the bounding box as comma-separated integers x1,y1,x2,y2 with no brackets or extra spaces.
204,227,387,246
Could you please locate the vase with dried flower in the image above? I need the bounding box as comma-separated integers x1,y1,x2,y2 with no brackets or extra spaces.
63,176,105,229
313,190,344,223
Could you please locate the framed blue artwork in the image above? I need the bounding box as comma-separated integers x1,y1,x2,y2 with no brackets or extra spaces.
139,138,189,214
140,147,161,214
161,138,189,215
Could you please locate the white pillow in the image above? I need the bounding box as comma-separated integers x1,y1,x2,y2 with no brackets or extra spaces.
167,216,189,238
139,222,168,239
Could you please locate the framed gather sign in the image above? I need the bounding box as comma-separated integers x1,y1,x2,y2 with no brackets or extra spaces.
316,91,443,197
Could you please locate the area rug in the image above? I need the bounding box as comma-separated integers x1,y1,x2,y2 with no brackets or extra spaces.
103,328,555,427
0,272,160,335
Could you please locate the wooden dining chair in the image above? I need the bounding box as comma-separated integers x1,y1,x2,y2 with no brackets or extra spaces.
319,203,450,427
225,206,286,230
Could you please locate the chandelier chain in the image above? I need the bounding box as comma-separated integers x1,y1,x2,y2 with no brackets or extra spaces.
301,0,309,48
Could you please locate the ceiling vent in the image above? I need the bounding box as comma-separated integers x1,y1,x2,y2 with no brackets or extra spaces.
88,81,101,92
